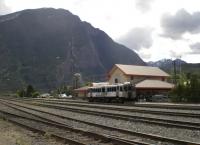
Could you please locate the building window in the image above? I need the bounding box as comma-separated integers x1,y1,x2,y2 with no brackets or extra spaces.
115,78,118,83
131,76,134,80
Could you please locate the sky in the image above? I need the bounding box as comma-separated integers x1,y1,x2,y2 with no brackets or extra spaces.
0,0,200,63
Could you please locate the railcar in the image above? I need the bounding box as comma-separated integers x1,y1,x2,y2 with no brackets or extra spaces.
87,82,136,103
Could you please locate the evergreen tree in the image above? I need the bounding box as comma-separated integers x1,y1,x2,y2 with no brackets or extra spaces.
26,85,35,97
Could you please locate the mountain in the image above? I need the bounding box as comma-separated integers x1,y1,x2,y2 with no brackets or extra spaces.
147,59,200,74
147,59,186,71
0,8,145,92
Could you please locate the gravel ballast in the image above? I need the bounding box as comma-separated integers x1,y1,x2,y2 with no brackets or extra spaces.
7,101,200,144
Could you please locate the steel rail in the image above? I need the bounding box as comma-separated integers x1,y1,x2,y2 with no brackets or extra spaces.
6,97,200,110
24,98,200,110
27,101,200,130
0,106,148,145
0,111,88,145
0,101,151,145
1,99,200,145
30,99,200,118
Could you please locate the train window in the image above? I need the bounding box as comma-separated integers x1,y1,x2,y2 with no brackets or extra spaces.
113,87,116,91
120,87,123,91
117,86,119,90
124,86,127,91
128,85,132,91
102,87,105,92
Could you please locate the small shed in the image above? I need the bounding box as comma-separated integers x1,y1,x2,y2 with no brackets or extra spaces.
74,86,89,97
135,79,174,96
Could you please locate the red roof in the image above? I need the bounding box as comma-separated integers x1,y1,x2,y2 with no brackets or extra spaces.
109,64,170,77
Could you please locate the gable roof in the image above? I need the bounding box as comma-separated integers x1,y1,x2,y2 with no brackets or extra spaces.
74,86,89,91
135,80,174,89
109,64,169,77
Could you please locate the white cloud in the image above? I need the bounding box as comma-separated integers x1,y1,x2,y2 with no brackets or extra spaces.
138,49,152,60
117,27,153,51
190,42,200,54
0,0,11,15
135,0,154,13
161,9,200,40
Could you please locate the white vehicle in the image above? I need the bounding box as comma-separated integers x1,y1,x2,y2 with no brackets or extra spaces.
58,94,72,98
39,93,51,98
87,82,136,103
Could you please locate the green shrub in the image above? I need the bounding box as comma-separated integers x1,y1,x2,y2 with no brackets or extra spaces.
16,89,26,97
16,85,39,98
170,73,200,103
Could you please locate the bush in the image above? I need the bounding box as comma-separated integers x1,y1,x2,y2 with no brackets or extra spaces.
16,89,26,97
26,85,35,97
16,85,39,98
170,73,200,103
32,92,40,98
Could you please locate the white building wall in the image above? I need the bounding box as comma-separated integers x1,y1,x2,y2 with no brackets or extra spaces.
108,68,128,84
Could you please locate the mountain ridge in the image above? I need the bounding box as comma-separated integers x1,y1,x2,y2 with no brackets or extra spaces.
147,59,200,74
0,8,145,92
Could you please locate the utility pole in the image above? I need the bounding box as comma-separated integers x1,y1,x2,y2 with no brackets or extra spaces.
173,60,177,85
179,55,182,75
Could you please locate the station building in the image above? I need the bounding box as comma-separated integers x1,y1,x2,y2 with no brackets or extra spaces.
75,64,174,98
108,64,174,97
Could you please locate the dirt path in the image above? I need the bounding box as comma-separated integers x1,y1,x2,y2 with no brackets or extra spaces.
0,118,67,145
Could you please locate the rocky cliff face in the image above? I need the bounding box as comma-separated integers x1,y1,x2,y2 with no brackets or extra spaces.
0,8,145,91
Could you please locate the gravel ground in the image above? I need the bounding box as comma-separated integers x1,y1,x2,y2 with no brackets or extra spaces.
32,98,200,109
0,102,48,122
8,101,200,144
4,101,173,145
0,102,113,145
39,100,200,114
9,117,107,145
0,118,66,145
35,102,200,123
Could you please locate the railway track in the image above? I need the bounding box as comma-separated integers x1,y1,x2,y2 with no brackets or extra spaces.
1,99,200,145
24,101,200,130
0,101,149,145
30,99,200,118
25,98,200,110
7,98,200,129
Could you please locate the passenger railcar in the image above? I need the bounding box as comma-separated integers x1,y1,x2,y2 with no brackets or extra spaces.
87,82,136,103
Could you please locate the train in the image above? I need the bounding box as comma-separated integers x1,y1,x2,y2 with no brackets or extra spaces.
87,82,136,103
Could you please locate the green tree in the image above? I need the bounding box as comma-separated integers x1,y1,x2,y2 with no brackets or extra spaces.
32,91,40,98
16,85,39,98
16,89,26,97
170,73,200,103
26,85,35,97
